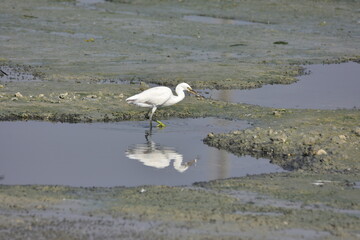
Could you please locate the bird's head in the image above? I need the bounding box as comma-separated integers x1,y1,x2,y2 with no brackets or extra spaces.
179,82,198,95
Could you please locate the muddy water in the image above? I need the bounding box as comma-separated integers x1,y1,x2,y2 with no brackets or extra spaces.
199,62,360,109
0,118,284,187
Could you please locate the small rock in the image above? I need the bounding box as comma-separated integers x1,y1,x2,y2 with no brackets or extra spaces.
316,149,327,155
38,94,45,98
338,135,347,141
86,94,97,99
353,127,360,136
271,134,287,143
273,111,281,116
331,136,346,144
0,84,4,88
59,92,68,99
15,92,23,98
207,133,215,138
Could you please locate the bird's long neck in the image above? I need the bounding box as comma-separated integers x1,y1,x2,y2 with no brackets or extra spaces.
165,87,185,106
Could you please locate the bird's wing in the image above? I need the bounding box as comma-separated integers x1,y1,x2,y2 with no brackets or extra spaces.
127,87,172,106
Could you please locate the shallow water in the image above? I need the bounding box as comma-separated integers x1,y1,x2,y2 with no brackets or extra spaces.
183,15,256,25
199,62,360,109
0,118,284,187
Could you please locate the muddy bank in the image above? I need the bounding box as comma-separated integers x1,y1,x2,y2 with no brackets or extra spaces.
204,109,360,173
1,78,360,175
1,0,360,239
1,0,359,88
1,172,359,239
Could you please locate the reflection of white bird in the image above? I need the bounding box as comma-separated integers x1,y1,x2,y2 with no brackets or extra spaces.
125,141,197,173
126,83,197,129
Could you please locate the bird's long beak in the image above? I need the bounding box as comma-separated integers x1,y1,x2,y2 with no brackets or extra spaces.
187,87,198,95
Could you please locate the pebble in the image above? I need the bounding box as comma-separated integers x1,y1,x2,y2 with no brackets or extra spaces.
86,94,97,99
353,127,360,136
15,92,23,98
338,135,347,141
59,92,68,99
316,149,327,155
273,111,282,116
207,133,215,138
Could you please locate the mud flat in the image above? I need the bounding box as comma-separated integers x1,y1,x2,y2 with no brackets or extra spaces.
0,0,360,239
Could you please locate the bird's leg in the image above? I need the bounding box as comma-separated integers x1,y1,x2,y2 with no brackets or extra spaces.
148,106,166,128
149,106,157,131
145,109,151,120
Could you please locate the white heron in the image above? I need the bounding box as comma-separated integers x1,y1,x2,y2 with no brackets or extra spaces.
126,82,197,129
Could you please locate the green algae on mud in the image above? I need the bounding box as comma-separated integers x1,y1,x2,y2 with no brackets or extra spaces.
204,109,360,173
1,172,359,239
1,0,359,88
1,0,360,238
1,78,359,175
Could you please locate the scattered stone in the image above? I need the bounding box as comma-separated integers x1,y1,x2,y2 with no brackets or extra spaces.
0,84,4,88
232,130,242,135
38,94,45,98
86,94,97,99
353,127,360,136
59,92,68,99
331,136,346,144
316,149,327,155
338,135,347,141
270,134,287,143
273,111,282,116
15,92,23,98
207,132,215,138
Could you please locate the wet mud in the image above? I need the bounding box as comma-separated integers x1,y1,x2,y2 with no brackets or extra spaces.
1,0,360,239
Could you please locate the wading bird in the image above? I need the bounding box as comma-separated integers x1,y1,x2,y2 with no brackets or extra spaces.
126,82,197,130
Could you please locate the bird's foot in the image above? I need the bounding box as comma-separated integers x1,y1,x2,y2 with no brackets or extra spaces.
156,120,166,128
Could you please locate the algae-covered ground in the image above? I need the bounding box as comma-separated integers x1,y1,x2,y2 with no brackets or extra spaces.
0,0,360,239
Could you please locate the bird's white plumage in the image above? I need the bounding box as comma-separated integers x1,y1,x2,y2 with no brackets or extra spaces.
126,82,196,130
126,86,173,107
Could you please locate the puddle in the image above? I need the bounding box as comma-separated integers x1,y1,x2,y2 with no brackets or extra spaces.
50,32,102,40
183,15,256,25
275,228,331,239
0,65,41,82
198,62,360,109
0,118,284,187
235,211,283,217
77,0,105,4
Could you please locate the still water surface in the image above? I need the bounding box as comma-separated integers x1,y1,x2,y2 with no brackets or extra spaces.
199,62,360,109
0,118,284,187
